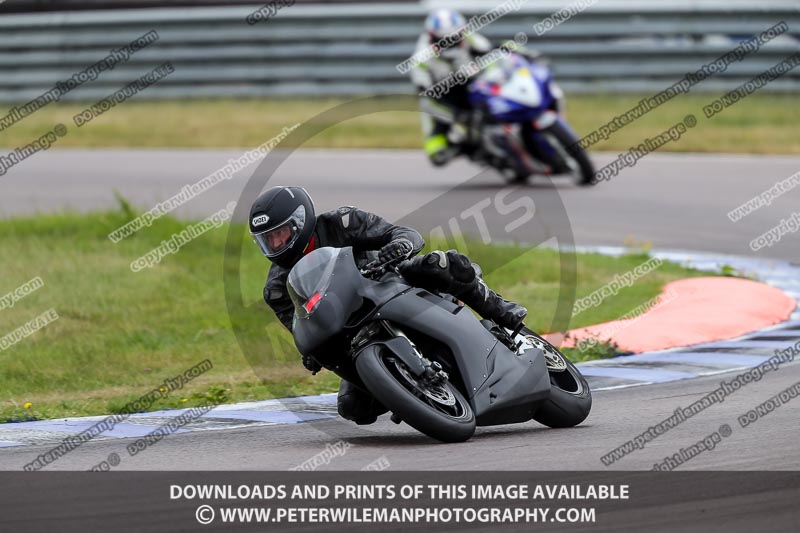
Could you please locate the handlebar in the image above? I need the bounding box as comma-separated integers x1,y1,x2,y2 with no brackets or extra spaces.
359,253,411,278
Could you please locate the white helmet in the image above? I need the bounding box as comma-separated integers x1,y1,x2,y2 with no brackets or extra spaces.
424,9,469,60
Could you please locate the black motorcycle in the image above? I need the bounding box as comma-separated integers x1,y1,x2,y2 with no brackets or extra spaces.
288,246,591,443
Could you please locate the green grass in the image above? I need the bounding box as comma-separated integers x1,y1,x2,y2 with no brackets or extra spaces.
0,208,704,422
1,94,798,153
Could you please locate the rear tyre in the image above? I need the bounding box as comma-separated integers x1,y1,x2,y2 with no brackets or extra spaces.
523,329,592,428
355,343,476,443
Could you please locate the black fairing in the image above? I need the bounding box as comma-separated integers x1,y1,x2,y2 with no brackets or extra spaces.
290,247,410,358
289,246,551,426
375,291,551,426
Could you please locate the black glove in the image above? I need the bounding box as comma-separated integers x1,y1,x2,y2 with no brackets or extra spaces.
378,238,413,263
302,353,322,374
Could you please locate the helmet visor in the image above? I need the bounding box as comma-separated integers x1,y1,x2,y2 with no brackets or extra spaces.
251,204,306,258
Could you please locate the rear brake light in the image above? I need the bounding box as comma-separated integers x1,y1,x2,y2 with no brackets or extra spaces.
304,292,322,314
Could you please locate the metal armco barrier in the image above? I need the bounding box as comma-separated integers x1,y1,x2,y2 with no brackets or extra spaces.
0,2,798,102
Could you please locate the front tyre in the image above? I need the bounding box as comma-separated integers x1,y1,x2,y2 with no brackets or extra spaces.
355,343,476,443
546,120,596,187
523,329,592,428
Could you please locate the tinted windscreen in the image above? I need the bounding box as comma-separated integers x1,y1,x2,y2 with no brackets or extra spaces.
287,247,340,313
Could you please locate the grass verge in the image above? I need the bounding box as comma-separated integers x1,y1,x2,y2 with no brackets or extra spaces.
1,94,798,153
0,208,704,422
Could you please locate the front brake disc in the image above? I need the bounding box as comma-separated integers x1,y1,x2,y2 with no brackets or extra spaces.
394,359,456,406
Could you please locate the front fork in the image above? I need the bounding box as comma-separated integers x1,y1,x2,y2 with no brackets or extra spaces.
382,322,448,385
484,124,553,176
470,104,566,177
352,321,448,385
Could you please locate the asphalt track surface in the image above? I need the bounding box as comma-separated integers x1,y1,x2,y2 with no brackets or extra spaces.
1,149,799,260
0,149,798,473
1,360,798,471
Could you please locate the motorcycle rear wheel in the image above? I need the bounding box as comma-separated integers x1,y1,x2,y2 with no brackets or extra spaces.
521,328,592,428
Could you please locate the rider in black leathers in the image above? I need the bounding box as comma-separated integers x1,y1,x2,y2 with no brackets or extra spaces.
251,186,527,425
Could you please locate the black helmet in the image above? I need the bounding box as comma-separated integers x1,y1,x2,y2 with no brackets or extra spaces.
249,186,316,268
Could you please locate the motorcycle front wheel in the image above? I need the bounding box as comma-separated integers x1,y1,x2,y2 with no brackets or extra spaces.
524,120,596,186
546,120,596,186
355,343,476,443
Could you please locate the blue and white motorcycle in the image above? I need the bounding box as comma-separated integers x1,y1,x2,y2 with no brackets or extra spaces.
461,52,595,185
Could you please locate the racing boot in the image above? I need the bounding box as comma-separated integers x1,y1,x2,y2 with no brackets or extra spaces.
440,250,528,331
337,380,388,425
429,145,460,167
458,277,528,331
399,250,527,331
